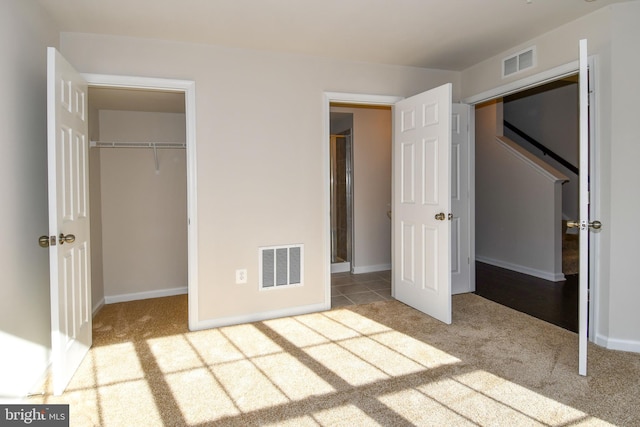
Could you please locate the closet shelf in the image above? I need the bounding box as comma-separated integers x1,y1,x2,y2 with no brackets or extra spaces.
90,141,186,149
90,141,186,173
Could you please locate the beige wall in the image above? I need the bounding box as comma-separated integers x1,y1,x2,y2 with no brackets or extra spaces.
504,82,579,220
461,7,612,99
330,106,392,273
608,0,640,347
0,0,59,397
60,32,460,323
475,102,565,281
96,110,187,300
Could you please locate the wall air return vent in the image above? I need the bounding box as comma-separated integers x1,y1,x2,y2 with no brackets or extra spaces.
502,46,536,78
259,244,303,289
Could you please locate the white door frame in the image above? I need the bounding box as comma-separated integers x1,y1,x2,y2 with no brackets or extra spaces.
463,57,599,343
82,73,199,331
323,93,403,306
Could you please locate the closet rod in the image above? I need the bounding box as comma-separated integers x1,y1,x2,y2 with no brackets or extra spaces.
90,141,186,149
330,134,351,138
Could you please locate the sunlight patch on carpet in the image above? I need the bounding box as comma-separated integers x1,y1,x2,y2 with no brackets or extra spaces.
371,330,461,369
263,317,331,347
211,359,290,412
294,312,363,341
92,342,143,385
304,343,390,386
221,323,284,357
453,370,614,426
340,336,426,377
148,334,204,373
186,329,246,364
378,388,473,425
312,403,379,425
98,380,162,426
165,367,240,424
252,352,336,400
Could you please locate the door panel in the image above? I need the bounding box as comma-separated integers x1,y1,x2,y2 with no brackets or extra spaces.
578,39,589,376
393,84,452,324
47,47,92,395
451,104,472,294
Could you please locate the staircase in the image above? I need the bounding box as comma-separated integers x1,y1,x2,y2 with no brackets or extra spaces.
562,220,579,276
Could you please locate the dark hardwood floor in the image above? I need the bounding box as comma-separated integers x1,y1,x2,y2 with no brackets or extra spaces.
474,262,578,332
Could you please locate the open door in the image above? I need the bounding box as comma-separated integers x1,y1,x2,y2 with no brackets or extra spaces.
46,47,92,395
393,83,452,324
569,39,600,376
451,103,472,295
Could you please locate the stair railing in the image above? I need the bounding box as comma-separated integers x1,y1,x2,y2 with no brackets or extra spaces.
503,120,579,175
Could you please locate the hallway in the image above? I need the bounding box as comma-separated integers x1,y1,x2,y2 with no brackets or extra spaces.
331,271,392,308
475,262,579,332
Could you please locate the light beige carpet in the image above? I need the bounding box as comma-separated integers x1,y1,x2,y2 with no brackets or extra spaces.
31,294,640,426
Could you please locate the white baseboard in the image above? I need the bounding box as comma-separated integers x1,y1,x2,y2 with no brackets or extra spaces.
191,302,330,331
594,333,640,354
104,286,188,304
476,256,565,282
352,263,392,275
331,262,351,274
92,298,105,317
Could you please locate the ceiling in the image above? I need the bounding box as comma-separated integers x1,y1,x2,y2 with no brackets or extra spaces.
38,0,625,71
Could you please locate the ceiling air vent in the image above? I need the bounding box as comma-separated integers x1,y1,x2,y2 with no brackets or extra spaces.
502,46,536,78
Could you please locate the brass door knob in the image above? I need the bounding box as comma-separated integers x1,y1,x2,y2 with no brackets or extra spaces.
59,233,75,245
38,235,50,248
589,220,602,230
435,213,445,221
567,220,602,230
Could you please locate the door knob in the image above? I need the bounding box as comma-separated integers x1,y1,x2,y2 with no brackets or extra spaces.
435,213,445,221
59,233,75,245
589,220,602,230
567,220,602,230
38,235,51,248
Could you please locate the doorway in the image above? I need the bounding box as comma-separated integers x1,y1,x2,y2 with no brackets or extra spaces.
473,75,581,332
328,101,393,306
82,73,199,330
88,87,188,321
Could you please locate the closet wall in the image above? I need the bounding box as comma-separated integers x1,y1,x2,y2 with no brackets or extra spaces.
90,110,187,303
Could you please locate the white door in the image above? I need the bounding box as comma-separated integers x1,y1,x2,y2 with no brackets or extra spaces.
393,83,452,324
47,47,92,395
577,39,591,376
451,104,472,294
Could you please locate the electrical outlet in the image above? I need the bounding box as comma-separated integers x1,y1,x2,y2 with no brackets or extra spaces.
235,269,247,284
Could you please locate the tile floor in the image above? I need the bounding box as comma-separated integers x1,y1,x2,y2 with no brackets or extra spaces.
331,270,392,308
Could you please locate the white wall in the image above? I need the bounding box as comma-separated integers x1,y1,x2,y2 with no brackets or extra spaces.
96,110,187,301
331,106,392,273
0,0,58,398
60,32,460,323
463,1,640,352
